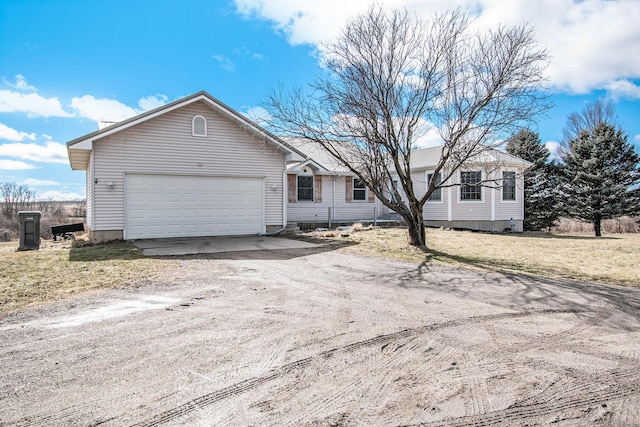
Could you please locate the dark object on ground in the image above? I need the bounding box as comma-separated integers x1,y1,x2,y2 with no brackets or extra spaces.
51,223,84,241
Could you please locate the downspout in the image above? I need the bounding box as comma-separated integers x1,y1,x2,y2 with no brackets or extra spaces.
259,166,288,236
332,176,336,225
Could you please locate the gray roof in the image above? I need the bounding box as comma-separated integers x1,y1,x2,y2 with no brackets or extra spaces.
410,146,531,169
288,139,531,173
286,138,352,173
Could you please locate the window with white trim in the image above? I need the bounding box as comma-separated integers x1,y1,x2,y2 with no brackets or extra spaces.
460,171,482,201
353,178,367,201
503,171,516,201
192,115,207,137
297,175,314,201
427,172,442,201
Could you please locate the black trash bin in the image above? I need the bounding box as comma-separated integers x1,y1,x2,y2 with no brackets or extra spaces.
18,211,41,251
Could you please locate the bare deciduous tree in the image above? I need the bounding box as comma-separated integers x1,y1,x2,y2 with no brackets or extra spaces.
1,182,36,219
562,98,618,146
267,6,549,248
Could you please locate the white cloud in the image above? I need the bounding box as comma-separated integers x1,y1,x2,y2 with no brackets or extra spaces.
212,54,236,72
70,95,138,122
2,74,37,91
545,140,562,158
0,123,37,142
0,159,37,170
234,0,640,94
23,178,60,186
242,106,273,126
138,94,168,111
38,190,84,201
605,80,640,100
0,89,73,117
0,141,68,164
414,126,443,149
70,94,170,122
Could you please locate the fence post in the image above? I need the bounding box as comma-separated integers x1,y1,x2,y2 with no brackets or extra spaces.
374,207,377,227
328,207,332,228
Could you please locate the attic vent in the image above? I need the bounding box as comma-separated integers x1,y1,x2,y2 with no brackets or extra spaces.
192,115,207,137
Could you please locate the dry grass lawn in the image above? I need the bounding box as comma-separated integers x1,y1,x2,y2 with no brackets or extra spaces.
333,227,640,287
1,227,638,317
0,240,171,316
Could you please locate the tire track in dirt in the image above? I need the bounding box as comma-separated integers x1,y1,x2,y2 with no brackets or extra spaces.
406,367,640,427
463,375,490,417
130,308,578,426
290,335,424,425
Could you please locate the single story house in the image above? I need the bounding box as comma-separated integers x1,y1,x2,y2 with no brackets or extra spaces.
286,140,530,232
66,90,530,242
66,91,305,242
393,146,531,232
285,139,389,226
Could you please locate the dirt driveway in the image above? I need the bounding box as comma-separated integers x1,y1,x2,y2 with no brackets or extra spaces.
1,246,639,426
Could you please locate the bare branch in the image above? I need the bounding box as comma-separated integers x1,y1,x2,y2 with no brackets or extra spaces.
265,5,549,247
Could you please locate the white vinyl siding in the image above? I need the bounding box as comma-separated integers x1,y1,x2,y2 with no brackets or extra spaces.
86,150,94,229
288,175,382,222
92,101,285,232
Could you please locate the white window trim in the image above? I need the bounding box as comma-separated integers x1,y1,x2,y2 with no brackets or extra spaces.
297,175,314,202
426,172,443,204
352,178,368,202
192,115,207,137
501,170,518,203
459,170,483,202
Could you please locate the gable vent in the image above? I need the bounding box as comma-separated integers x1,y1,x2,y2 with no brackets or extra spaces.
192,115,207,137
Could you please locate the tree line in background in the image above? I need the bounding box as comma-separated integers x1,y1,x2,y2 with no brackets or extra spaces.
506,99,640,236
0,182,86,241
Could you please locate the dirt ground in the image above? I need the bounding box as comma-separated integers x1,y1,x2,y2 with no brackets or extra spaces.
1,245,639,426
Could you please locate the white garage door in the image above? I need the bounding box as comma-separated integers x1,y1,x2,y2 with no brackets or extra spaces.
125,174,264,239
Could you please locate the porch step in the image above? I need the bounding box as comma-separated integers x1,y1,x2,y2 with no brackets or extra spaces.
285,222,300,232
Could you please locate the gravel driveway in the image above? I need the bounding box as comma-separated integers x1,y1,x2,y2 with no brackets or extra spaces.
1,246,639,426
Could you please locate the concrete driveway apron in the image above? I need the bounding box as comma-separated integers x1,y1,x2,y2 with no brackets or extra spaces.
132,235,319,256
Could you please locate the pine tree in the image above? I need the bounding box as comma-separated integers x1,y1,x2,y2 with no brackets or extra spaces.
506,129,561,231
561,123,640,236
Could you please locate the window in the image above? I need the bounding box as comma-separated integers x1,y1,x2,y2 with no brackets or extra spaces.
390,180,399,203
503,171,516,201
297,176,314,201
460,171,482,201
427,173,442,201
353,178,367,201
192,115,207,137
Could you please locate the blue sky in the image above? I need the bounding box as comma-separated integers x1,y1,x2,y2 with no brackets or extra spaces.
1,0,639,200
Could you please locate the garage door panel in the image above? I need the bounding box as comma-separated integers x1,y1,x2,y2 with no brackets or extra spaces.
126,174,264,239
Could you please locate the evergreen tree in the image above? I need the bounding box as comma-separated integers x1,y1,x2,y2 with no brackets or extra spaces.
561,123,640,236
506,129,561,231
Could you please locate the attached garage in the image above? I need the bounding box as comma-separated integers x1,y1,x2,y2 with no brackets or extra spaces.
125,174,264,239
66,91,304,243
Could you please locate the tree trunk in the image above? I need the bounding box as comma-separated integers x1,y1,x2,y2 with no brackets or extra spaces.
594,218,602,237
405,204,427,249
